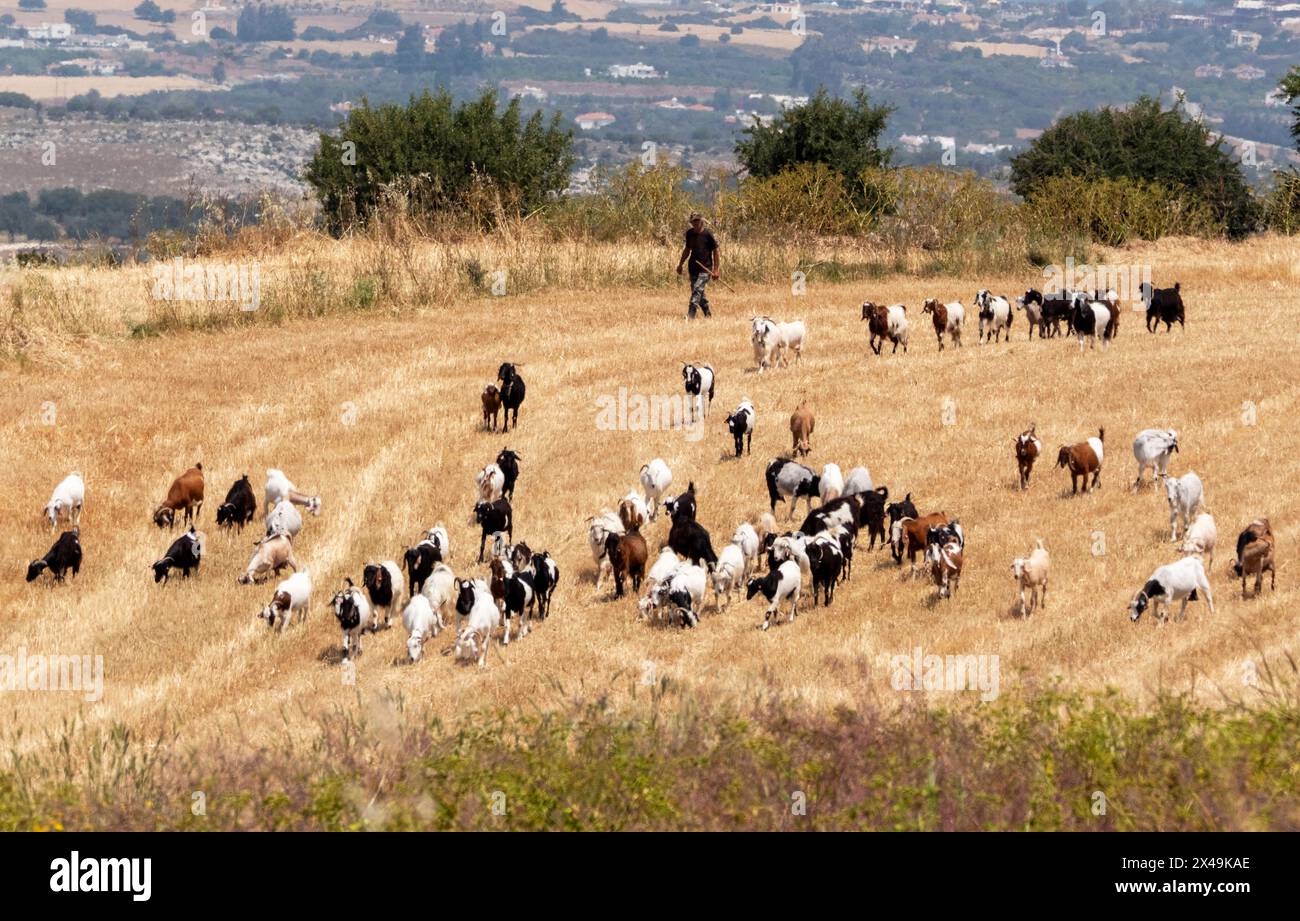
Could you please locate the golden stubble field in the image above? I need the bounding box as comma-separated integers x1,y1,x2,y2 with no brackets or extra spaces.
2,236,1298,754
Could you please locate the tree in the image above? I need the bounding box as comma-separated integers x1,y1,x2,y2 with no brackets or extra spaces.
303,89,575,233
212,60,226,84
65,9,97,31
432,21,485,75
133,0,164,22
236,4,295,42
18,0,46,10
1280,66,1300,151
1010,95,1258,238
735,87,893,193
394,24,427,73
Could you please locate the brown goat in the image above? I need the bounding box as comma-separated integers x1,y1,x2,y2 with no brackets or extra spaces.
1055,428,1104,495
1232,518,1276,599
790,401,815,458
154,462,204,528
606,530,648,598
482,384,502,431
893,511,949,577
1015,424,1041,490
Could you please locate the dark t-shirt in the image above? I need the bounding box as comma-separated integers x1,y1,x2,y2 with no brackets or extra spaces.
684,227,718,277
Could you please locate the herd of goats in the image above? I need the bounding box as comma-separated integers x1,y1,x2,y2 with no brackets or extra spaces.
21,279,1278,669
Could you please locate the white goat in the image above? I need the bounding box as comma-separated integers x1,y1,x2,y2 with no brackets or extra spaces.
819,463,845,505
638,548,683,621
476,463,505,503
639,459,673,520
1180,513,1217,571
265,499,303,539
751,316,782,372
1164,471,1203,542
1132,429,1179,489
710,544,746,611
402,593,444,663
776,320,807,366
330,580,374,662
239,533,298,585
264,468,320,517
453,579,500,668
747,559,802,631
1129,556,1214,624
586,510,625,589
1010,540,1050,617
842,466,874,497
730,522,760,582
44,472,85,530
259,570,312,632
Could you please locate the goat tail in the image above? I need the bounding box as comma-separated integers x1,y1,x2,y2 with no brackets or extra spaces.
1098,426,1105,443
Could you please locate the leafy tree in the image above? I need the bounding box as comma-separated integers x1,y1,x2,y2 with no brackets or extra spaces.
133,0,163,22
236,4,295,42
394,24,427,73
432,21,485,76
17,0,46,10
735,87,893,191
1280,66,1300,151
303,89,575,233
65,9,97,31
1010,96,1258,238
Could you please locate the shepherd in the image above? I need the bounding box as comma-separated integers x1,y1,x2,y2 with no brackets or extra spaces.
676,211,720,320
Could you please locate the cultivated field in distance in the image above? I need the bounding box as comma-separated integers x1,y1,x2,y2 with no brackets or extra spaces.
2,234,1296,770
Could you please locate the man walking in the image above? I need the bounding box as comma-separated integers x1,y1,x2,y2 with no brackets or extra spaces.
676,211,720,319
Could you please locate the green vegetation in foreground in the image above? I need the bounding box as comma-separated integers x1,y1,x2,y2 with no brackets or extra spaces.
2,684,1297,831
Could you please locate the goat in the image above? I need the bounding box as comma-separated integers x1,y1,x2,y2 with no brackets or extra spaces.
789,401,815,458
497,363,526,433
501,569,535,644
496,449,521,501
766,458,819,521
530,552,560,620
653,562,709,628
154,462,204,529
1180,513,1217,572
403,526,448,596
1010,540,1049,616
1141,282,1185,333
661,481,697,522
26,528,82,583
1015,424,1042,490
475,463,505,504
1071,294,1112,352
238,532,298,585
667,508,717,569
806,536,843,606
1132,429,1178,490
752,316,782,373
819,463,844,505
856,487,890,551
453,579,500,667
473,498,513,563
710,543,746,610
842,466,873,498
886,494,919,562
43,472,84,530
925,521,964,599
1129,557,1213,624
726,400,755,457
921,298,964,350
258,570,312,633
639,459,673,520
264,468,321,519
362,560,407,631
587,509,625,589
264,499,303,540
1164,471,1203,542
1015,293,1044,340
682,362,715,423
331,579,374,662
638,548,684,621
974,290,1012,343
1232,519,1275,599
747,560,802,631
1056,428,1105,495
1022,289,1074,338
891,511,949,576
152,527,204,583
619,491,649,532
606,530,648,598
481,383,502,431
216,474,257,532
862,301,909,354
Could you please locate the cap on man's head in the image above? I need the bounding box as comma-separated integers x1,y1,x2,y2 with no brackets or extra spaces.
689,211,703,222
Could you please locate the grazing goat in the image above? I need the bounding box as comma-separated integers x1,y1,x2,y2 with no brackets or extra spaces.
265,499,303,540
747,560,802,631
331,580,374,662
639,459,672,520
1056,429,1105,495
682,362,715,423
922,299,964,350
975,290,1013,343
1164,471,1204,542
1129,557,1213,623
401,594,442,663
1180,513,1217,572
861,302,909,354
26,528,82,583
264,468,321,518
726,400,755,457
638,548,684,620
496,449,521,501
412,563,456,660
842,466,873,497
362,560,407,631
1232,519,1275,599
587,509,625,588
481,384,502,431
789,401,815,458
766,458,819,520
153,527,205,584
1010,540,1049,616
44,472,84,530
891,512,950,576
474,498,513,563
606,530,648,598
216,474,257,532
238,533,298,585
1141,282,1185,333
1132,429,1178,489
154,462,204,529
258,570,312,633
454,579,500,667
1016,424,1042,490
926,521,964,599
497,363,526,433
819,463,844,505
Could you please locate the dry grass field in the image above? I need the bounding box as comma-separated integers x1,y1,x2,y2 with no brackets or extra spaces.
2,234,1298,764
